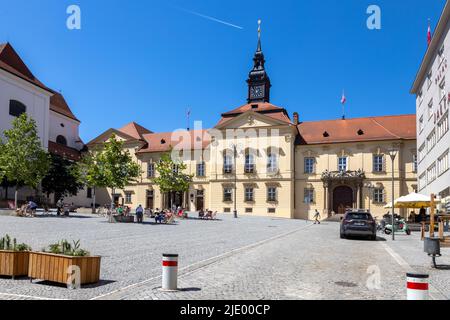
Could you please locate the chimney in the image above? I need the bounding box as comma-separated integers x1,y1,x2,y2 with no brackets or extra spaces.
293,112,299,125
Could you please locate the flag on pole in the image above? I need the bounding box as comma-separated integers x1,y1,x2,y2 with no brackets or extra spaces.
341,90,347,120
341,91,347,105
428,20,432,46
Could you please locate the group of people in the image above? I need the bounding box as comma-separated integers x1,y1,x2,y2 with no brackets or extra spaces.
16,201,39,217
198,209,217,220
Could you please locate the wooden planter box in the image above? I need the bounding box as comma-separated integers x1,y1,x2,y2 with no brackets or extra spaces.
0,251,30,279
28,252,101,285
113,215,135,223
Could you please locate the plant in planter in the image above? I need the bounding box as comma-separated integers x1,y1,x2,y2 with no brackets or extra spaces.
29,239,101,286
0,234,32,279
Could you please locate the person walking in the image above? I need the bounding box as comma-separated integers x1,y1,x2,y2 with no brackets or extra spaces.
56,198,63,216
136,205,144,224
314,209,321,224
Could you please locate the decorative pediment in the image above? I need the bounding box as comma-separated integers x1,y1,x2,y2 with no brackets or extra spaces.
215,111,289,130
321,170,366,181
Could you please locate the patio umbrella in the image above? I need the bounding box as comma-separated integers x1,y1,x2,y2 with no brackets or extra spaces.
384,193,439,209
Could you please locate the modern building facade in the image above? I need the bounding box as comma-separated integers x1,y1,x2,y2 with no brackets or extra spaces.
0,43,87,204
90,32,417,220
411,1,450,199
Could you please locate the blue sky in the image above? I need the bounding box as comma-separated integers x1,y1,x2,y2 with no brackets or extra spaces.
0,0,446,142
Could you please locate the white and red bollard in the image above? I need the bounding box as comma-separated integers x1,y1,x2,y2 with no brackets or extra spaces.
162,254,179,291
407,273,429,300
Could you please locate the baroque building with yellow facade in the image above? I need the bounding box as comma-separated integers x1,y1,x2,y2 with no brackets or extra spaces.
88,32,418,220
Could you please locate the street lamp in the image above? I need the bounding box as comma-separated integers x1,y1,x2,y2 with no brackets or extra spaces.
232,144,238,219
364,182,374,212
388,147,399,241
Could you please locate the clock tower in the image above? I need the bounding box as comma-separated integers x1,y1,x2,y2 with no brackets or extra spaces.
247,20,271,103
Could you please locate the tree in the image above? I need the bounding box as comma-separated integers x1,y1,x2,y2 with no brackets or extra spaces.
80,134,141,219
0,113,50,208
41,154,84,204
153,152,193,209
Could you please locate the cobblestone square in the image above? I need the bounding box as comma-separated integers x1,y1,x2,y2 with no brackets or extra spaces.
0,213,448,300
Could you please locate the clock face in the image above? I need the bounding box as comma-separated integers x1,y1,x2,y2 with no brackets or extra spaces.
250,85,264,99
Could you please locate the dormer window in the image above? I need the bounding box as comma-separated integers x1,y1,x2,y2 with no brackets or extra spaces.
357,129,364,136
251,104,259,109
161,139,166,144
323,131,330,138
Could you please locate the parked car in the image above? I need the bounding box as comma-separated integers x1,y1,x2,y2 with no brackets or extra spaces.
340,210,377,241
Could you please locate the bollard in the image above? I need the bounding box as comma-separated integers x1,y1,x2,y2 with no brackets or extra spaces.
406,273,429,300
162,254,179,291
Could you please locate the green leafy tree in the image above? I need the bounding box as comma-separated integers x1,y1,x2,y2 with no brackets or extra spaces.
41,154,84,204
0,114,50,208
153,152,193,209
80,134,141,219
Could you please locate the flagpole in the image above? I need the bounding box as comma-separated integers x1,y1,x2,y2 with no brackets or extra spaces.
187,107,191,131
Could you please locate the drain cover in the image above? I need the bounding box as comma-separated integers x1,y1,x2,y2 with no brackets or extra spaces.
335,281,357,288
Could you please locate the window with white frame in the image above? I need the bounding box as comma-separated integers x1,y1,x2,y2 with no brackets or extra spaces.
427,163,437,183
245,154,255,173
125,192,132,204
147,163,155,178
418,90,424,106
413,154,418,173
338,157,348,172
427,130,436,152
245,187,254,202
373,188,385,203
437,112,449,141
419,143,426,163
427,70,433,89
304,188,314,204
428,99,434,119
440,78,446,100
197,162,205,177
439,45,445,65
304,157,315,174
419,172,427,191
373,155,384,173
223,188,232,202
223,155,233,174
438,150,449,176
267,153,278,173
267,187,277,202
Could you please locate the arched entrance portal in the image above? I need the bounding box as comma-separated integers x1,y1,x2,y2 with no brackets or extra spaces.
333,186,354,214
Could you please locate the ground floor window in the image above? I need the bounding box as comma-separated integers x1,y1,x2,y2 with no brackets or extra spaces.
87,187,92,199
223,188,232,202
373,188,384,203
304,188,314,204
125,192,132,204
245,188,254,202
267,187,277,202
245,208,253,213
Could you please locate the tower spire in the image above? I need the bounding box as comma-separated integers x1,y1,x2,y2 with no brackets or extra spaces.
257,19,262,52
247,19,271,103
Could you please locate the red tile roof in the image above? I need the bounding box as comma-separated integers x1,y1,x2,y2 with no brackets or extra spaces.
0,43,80,122
297,115,417,145
50,92,80,122
118,122,153,140
137,130,210,153
0,43,50,92
48,141,82,161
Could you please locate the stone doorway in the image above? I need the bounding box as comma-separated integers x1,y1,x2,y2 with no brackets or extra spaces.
333,186,354,214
